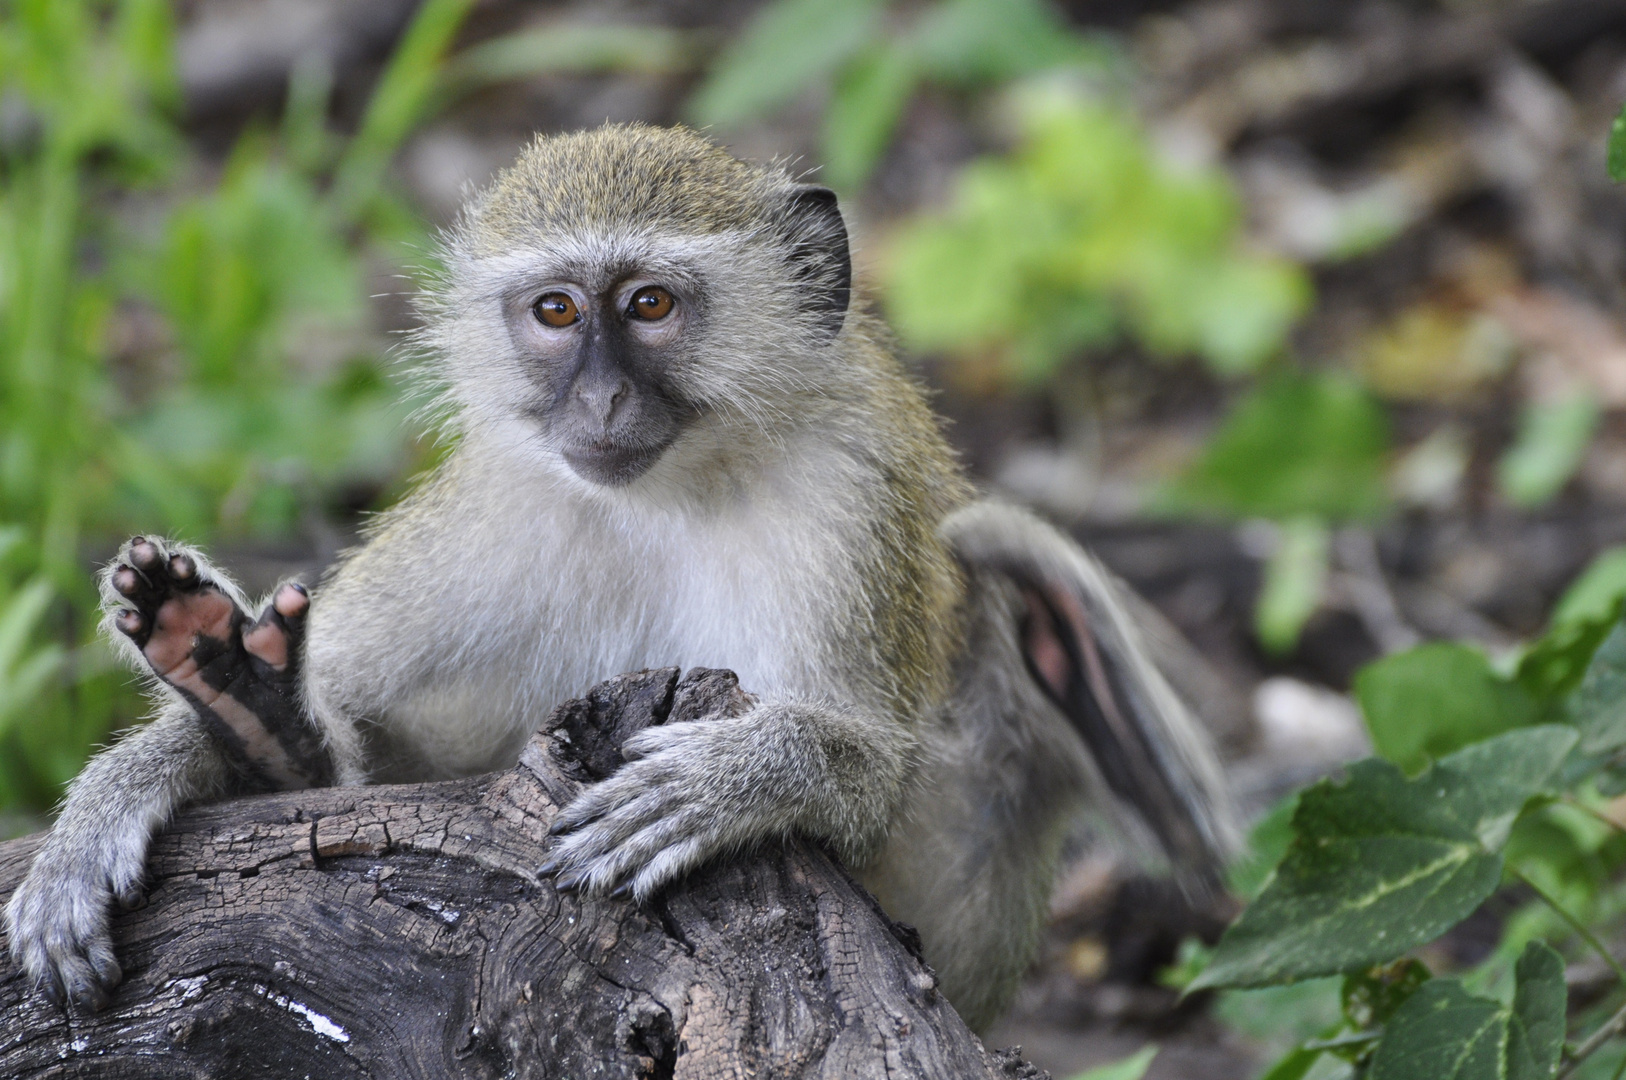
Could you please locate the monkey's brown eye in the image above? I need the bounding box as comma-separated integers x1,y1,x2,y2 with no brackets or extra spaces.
629,287,674,321
533,292,580,328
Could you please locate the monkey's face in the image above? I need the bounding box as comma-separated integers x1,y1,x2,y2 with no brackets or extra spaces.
499,265,699,487
431,127,856,494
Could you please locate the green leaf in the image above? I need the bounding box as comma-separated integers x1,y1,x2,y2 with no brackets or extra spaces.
1356,643,1543,774
821,45,919,190
330,0,476,222
1185,255,1312,376
911,0,1103,85
1228,790,1299,901
1254,1047,1325,1080
1366,941,1564,1080
1190,727,1577,991
1508,942,1566,1080
685,0,882,128
1342,959,1431,1030
1553,546,1626,628
1163,373,1389,522
1498,393,1600,509
0,577,63,737
1065,1046,1158,1080
1517,607,1620,703
1609,102,1626,183
444,23,697,89
881,94,1311,382
1255,516,1329,653
1567,617,1626,754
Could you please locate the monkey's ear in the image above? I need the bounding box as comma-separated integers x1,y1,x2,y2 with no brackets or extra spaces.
779,185,852,341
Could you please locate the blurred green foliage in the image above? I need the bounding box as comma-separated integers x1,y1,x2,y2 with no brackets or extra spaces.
1063,1046,1158,1080
1154,373,1387,652
1499,393,1601,510
0,0,472,817
1608,101,1626,184
886,91,1311,384
1158,374,1389,521
688,0,1108,190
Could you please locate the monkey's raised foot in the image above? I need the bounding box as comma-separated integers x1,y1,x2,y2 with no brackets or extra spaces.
108,536,329,790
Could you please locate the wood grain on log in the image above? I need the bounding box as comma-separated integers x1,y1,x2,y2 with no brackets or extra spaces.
0,668,1043,1079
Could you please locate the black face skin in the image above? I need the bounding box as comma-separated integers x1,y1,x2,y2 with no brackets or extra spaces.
505,275,696,486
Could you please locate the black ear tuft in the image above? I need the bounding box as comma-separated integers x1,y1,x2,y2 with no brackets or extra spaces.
779,185,852,341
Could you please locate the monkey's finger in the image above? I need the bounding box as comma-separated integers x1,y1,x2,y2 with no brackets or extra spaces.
110,542,199,610
626,835,709,904
54,948,112,1013
571,809,702,895
39,969,65,1008
548,784,626,835
87,939,122,993
273,581,309,620
550,768,672,838
620,724,685,762
114,880,145,912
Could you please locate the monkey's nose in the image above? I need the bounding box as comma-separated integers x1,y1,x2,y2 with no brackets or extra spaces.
575,379,629,425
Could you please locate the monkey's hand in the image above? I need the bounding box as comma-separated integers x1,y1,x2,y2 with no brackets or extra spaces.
541,701,911,902
106,535,330,790
6,705,226,1011
5,836,131,1010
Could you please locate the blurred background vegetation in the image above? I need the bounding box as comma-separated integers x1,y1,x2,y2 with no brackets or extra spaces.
11,0,1626,1075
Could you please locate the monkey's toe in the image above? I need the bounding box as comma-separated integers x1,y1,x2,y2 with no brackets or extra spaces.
242,583,308,672
113,608,145,639
127,537,162,573
273,582,308,618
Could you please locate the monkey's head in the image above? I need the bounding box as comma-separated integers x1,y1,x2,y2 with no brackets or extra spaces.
425,124,853,490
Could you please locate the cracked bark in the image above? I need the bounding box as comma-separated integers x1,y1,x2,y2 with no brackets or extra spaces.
0,668,1045,1080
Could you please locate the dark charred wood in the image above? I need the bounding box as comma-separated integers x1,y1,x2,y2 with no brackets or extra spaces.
0,668,1042,1079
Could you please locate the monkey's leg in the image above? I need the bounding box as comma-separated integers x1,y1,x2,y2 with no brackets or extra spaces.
5,706,231,1010
541,701,912,902
107,536,330,789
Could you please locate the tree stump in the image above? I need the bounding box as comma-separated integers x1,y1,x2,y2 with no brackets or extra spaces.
0,668,1045,1079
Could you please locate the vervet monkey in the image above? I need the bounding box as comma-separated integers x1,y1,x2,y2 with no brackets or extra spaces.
6,124,1234,1033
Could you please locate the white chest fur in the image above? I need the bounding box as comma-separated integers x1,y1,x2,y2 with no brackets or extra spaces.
321,434,870,779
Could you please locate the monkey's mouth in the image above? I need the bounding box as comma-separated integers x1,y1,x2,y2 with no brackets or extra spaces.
560,438,669,487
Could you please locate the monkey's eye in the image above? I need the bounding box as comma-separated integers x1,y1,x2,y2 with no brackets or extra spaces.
628,286,674,321
533,292,580,328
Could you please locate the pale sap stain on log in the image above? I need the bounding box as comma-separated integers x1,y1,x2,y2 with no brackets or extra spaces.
255,982,353,1043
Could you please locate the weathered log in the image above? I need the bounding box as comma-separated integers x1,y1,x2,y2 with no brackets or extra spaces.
0,667,1044,1079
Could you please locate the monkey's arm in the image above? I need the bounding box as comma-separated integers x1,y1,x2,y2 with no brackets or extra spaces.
944,500,1237,887
542,698,914,901
4,705,233,1009
7,537,334,1011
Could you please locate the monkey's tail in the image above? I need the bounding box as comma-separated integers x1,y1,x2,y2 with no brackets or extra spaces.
943,500,1240,893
